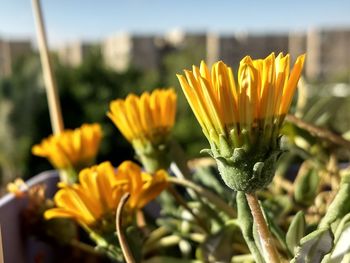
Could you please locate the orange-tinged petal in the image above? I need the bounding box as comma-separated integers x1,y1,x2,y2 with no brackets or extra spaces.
32,124,102,170
108,88,176,145
134,170,168,209
280,54,306,115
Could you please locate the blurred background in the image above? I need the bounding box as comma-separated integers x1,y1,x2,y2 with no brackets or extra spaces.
1,0,350,186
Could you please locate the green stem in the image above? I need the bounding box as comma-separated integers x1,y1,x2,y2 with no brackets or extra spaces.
168,177,236,218
245,192,280,263
236,192,264,263
70,239,100,255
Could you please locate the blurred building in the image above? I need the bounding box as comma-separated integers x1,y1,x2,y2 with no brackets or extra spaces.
306,28,350,80
53,28,350,80
57,42,96,67
164,29,208,64
288,31,307,63
207,33,289,68
0,39,32,77
102,33,160,72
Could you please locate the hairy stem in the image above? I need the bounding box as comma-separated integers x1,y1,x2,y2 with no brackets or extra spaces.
245,193,280,263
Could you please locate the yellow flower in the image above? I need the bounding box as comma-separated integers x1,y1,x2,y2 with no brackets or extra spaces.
107,89,177,172
177,53,305,192
116,161,169,210
7,178,28,198
177,53,305,149
108,89,176,146
44,161,168,230
32,123,102,171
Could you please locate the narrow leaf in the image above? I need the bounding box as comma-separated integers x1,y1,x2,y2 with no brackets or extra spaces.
286,211,306,255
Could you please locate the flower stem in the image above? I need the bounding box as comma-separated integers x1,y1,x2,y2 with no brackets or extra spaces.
116,193,135,263
168,177,236,218
236,192,264,263
245,193,280,263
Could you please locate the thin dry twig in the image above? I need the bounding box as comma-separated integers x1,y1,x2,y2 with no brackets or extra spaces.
286,114,350,149
32,0,64,134
0,225,4,263
116,193,135,263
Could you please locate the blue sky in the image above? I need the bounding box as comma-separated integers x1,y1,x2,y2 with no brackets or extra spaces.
1,0,350,46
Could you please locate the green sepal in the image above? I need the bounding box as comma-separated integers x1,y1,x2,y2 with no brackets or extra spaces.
219,134,232,157
199,148,213,157
229,128,240,148
215,148,282,192
133,139,171,173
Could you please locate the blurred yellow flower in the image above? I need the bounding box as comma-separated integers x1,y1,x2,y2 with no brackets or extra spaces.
116,161,169,210
45,161,168,229
177,53,305,149
107,88,176,146
7,178,28,198
177,53,305,192
32,123,102,170
108,88,177,172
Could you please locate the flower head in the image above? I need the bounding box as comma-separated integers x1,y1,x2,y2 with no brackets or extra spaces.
177,53,305,192
32,123,102,171
44,161,168,231
108,89,176,145
107,89,177,172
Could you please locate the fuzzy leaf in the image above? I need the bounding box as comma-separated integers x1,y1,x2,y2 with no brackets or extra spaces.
199,223,238,262
143,256,201,263
286,211,306,255
294,166,320,206
322,213,350,263
292,227,334,263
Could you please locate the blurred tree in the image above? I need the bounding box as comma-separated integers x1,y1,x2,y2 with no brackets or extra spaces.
0,41,212,184
161,38,208,157
0,52,50,183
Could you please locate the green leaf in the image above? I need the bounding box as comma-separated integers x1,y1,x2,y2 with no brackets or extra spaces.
286,211,306,255
192,165,233,202
143,256,202,263
322,213,350,263
199,223,239,262
126,226,144,262
294,165,320,206
319,175,350,228
293,227,334,262
263,194,293,216
330,222,350,263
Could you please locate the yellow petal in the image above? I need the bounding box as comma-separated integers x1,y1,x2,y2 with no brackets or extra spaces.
280,54,306,115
